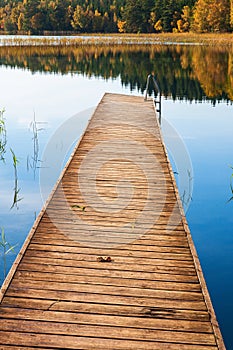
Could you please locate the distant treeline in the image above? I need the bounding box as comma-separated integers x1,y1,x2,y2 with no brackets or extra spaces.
0,0,232,34
0,44,233,102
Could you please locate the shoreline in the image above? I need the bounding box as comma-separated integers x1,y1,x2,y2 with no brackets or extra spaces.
1,33,233,47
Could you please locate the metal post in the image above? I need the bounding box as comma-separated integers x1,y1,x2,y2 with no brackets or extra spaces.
144,73,162,124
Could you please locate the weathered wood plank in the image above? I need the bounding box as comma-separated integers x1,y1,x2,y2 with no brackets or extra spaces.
19,259,198,283
9,279,203,301
1,297,210,321
0,307,213,333
0,319,216,345
14,270,201,291
24,248,195,264
26,244,195,267
6,287,208,311
0,331,219,350
0,93,225,349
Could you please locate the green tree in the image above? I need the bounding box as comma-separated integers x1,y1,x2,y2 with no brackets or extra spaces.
153,0,180,32
161,0,175,32
123,0,153,33
23,0,40,33
49,0,71,31
92,9,103,32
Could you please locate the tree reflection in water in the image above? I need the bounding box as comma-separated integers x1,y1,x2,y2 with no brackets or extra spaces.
0,44,232,103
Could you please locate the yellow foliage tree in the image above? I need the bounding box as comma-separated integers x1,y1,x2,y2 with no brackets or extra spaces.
154,19,162,32
207,0,230,32
192,0,211,32
181,6,192,32
117,20,126,33
193,0,230,32
230,0,233,29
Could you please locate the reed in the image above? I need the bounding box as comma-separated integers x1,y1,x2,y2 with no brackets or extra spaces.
0,109,20,284
1,33,233,48
0,109,7,162
10,148,22,209
0,228,17,279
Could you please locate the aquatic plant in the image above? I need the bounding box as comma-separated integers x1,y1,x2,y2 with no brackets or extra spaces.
0,109,22,209
0,228,17,279
0,109,7,162
10,148,22,209
0,33,233,48
0,110,20,283
181,169,193,210
27,113,46,179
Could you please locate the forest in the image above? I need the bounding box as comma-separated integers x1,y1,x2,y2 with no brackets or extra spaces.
0,0,232,34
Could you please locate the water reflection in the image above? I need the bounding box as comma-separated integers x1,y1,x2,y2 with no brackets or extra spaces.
0,42,233,348
0,112,19,280
0,44,233,102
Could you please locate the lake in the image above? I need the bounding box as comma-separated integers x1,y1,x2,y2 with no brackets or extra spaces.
0,41,233,348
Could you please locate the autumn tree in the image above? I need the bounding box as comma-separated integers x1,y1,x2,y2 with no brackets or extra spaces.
0,0,232,34
230,0,233,29
177,5,192,32
153,0,194,32
193,0,230,32
71,5,92,32
208,0,230,32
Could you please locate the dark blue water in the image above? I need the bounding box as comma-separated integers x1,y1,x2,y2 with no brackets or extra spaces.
162,100,233,349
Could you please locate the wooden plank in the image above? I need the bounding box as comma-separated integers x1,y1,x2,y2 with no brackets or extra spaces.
0,331,219,350
14,270,201,291
1,297,210,321
17,260,198,282
22,244,196,264
0,319,216,345
24,248,195,264
0,93,225,349
0,307,213,333
9,279,203,301
29,237,191,251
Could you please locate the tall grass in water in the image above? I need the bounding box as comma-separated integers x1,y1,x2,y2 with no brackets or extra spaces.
0,109,7,162
0,228,17,279
27,113,46,179
1,33,233,47
10,148,22,209
0,109,20,283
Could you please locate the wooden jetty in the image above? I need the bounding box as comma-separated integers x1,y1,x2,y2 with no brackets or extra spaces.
0,93,225,349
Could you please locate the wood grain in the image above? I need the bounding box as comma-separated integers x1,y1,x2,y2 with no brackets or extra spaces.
0,93,225,349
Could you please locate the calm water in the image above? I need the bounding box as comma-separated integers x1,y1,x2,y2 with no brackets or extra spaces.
0,43,233,348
